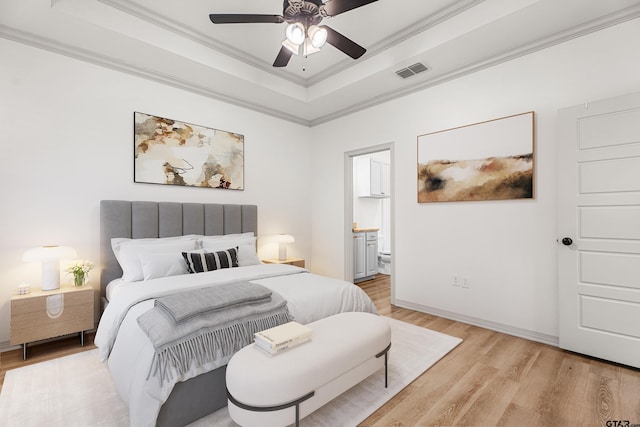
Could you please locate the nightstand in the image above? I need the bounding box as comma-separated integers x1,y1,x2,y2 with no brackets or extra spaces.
262,258,305,268
10,284,94,360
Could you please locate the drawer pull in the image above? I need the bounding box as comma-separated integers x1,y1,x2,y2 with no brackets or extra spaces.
46,294,64,319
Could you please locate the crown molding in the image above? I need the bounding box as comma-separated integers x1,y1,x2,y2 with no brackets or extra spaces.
0,24,312,126
2,4,639,127
304,0,485,86
97,0,313,87
98,0,483,88
309,5,640,126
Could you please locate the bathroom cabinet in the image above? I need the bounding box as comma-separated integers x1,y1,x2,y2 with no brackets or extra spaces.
356,157,390,198
353,231,378,282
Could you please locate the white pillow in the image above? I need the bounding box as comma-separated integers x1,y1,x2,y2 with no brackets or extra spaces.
112,235,197,263
236,243,261,266
201,236,260,267
139,252,189,281
112,238,198,282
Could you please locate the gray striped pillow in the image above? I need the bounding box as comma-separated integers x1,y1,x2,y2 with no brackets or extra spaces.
182,247,239,273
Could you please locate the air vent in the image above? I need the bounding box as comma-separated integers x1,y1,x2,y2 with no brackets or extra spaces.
395,62,430,79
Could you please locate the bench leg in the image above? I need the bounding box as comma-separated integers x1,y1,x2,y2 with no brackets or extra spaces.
376,342,392,389
295,403,300,427
227,342,393,425
385,351,388,388
227,388,314,426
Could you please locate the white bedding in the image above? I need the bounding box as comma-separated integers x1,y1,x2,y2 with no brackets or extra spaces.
94,263,377,427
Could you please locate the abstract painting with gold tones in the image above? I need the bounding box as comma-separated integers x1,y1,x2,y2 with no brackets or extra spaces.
134,112,244,190
417,112,534,203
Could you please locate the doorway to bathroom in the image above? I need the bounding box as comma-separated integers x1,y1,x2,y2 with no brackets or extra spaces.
344,143,394,300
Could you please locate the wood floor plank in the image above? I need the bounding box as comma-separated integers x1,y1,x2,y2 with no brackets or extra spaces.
417,362,501,426
454,374,521,427
496,402,542,427
619,368,640,423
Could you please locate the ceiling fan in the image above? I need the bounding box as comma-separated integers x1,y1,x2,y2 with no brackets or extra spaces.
209,0,379,67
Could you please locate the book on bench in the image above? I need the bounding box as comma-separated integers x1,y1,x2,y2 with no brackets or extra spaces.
254,321,312,355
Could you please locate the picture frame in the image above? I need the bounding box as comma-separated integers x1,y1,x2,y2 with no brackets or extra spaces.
134,112,244,190
417,111,534,203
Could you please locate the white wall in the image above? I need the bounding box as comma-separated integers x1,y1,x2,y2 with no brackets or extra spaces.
310,20,640,343
0,39,312,347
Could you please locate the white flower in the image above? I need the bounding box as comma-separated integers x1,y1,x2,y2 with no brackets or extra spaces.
66,259,94,275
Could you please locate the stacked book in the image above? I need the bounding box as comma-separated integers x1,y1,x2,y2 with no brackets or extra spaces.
254,321,312,355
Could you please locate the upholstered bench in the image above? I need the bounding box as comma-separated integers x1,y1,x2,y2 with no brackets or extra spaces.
226,311,392,427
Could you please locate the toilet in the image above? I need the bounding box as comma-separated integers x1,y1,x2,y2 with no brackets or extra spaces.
378,251,391,275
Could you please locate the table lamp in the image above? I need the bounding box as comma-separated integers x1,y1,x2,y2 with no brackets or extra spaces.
23,245,77,291
276,234,295,261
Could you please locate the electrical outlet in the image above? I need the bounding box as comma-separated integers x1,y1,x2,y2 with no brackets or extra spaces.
452,274,459,286
461,276,469,288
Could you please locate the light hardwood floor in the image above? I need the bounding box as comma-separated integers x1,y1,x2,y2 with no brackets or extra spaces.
359,275,640,427
1,275,639,427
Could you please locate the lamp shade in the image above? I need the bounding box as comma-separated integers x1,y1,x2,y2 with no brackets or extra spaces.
23,246,77,262
285,22,305,46
282,38,301,55
23,245,77,291
276,234,295,244
308,25,327,48
303,39,321,56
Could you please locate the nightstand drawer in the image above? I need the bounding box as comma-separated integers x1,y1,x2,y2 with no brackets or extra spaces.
11,290,91,316
10,286,94,346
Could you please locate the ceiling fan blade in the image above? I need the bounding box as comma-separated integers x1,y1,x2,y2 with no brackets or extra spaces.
321,0,378,17
273,46,294,67
322,26,366,60
209,14,284,24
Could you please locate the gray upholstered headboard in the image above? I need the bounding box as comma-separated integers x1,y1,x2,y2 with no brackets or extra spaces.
100,200,257,300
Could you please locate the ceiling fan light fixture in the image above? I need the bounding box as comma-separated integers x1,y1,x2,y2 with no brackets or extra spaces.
303,38,321,56
308,25,327,48
285,22,305,45
209,0,377,68
282,38,301,55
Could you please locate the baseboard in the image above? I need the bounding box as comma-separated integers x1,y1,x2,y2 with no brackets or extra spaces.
0,341,20,354
394,299,559,347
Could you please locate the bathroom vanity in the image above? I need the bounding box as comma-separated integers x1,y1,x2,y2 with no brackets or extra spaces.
353,229,378,283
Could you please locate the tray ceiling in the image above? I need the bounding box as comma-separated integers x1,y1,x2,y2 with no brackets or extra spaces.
1,0,639,125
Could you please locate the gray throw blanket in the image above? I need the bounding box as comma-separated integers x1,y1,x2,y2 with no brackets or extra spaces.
155,281,274,323
137,282,291,385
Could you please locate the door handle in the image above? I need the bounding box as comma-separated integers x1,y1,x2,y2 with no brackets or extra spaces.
561,237,573,246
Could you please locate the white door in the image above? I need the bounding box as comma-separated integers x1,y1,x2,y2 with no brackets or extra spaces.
557,91,640,368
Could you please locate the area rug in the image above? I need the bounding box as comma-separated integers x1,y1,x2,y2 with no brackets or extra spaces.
0,318,461,427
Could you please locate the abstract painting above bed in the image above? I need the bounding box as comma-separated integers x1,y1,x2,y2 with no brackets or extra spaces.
133,112,244,190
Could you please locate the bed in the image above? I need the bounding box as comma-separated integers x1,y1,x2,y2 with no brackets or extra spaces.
94,200,377,427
